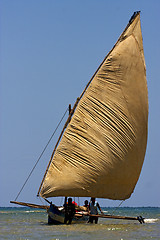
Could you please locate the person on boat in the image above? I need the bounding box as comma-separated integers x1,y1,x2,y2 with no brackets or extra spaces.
79,200,89,212
72,200,78,212
88,197,103,224
64,197,75,224
83,200,89,212
72,200,78,206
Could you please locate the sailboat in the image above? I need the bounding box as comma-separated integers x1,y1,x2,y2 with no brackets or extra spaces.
11,11,148,224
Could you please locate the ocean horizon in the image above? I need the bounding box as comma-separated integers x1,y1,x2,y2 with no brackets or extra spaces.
0,207,159,239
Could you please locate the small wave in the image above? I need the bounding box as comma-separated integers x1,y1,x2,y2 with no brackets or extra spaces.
25,211,35,213
144,218,159,223
103,210,108,213
24,210,43,213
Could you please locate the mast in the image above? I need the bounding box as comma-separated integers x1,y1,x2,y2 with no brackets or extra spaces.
37,101,78,196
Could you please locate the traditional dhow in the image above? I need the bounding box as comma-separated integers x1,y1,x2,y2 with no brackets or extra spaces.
11,11,148,225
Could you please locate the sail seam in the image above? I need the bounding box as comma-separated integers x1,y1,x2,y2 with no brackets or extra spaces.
132,34,146,72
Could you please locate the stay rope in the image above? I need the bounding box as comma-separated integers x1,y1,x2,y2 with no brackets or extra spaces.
14,106,69,201
111,200,125,215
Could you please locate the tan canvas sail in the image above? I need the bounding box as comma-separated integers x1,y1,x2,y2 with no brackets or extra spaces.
39,12,148,200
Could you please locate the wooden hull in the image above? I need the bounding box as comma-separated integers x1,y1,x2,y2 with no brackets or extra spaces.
48,204,88,224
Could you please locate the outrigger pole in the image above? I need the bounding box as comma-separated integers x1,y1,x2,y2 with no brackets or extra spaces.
10,200,49,210
86,214,145,224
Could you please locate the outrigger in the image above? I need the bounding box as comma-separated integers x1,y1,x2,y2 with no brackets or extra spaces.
10,200,145,224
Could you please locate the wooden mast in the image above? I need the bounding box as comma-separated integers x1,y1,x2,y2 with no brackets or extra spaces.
37,100,78,196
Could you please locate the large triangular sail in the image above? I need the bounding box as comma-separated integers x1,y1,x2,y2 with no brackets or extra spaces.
39,12,148,200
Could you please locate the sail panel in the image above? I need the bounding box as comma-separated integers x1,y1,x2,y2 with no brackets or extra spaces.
40,13,148,200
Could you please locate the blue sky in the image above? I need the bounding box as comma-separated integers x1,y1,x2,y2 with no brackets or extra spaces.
1,0,160,207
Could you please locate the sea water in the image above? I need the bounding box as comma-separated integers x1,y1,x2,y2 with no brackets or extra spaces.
0,207,159,240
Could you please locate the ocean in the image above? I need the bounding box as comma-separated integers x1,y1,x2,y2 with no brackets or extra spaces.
0,207,159,240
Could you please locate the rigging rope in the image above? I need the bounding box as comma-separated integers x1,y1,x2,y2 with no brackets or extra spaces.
111,200,125,215
14,106,69,201
38,196,49,211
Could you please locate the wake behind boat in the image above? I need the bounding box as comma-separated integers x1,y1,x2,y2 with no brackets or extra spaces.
11,11,148,225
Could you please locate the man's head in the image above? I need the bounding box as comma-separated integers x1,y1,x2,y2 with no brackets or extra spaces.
91,197,95,203
68,197,72,204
